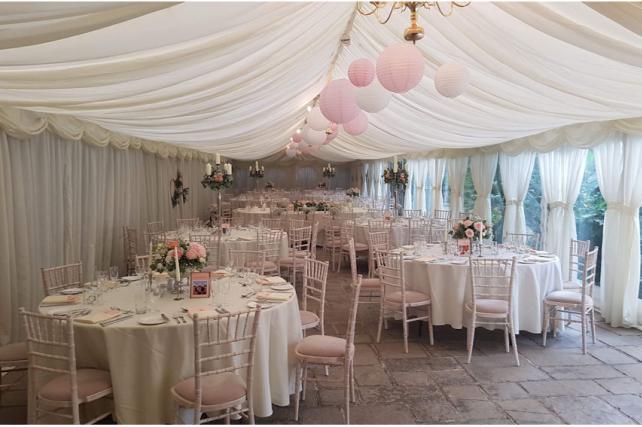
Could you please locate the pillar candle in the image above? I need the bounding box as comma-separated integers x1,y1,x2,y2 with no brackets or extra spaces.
393,156,398,173
255,161,259,170
215,153,221,165
228,163,232,174
261,166,264,171
174,247,181,282
249,165,252,172
205,163,212,175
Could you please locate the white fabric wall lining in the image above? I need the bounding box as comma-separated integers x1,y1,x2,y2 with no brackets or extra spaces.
447,157,469,219
0,130,215,344
499,151,536,238
470,153,498,222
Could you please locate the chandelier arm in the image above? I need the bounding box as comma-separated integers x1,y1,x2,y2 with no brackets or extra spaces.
377,4,398,24
435,2,454,17
357,2,380,16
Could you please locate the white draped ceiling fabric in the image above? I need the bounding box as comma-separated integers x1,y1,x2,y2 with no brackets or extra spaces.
1,2,642,340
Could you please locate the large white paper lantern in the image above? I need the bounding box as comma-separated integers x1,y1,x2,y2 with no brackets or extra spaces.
306,106,330,131
319,79,360,124
303,126,326,146
434,62,470,98
342,111,368,136
376,43,425,93
356,79,391,113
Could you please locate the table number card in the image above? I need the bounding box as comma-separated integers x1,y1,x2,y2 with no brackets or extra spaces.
190,272,211,298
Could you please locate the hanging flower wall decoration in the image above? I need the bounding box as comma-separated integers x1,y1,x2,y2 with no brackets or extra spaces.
171,171,190,208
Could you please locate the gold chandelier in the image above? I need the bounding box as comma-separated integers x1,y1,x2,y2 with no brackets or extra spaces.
357,1,470,43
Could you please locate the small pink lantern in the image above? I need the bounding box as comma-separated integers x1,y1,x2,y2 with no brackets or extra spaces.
319,79,360,124
376,43,425,93
292,132,302,143
342,111,368,136
348,58,375,87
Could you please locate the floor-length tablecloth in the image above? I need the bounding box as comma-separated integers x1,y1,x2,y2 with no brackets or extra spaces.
40,279,302,423
402,247,563,333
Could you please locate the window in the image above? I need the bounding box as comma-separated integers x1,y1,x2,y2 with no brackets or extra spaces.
490,167,504,241
524,159,542,237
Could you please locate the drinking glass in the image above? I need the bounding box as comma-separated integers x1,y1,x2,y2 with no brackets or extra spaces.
109,266,119,281
219,278,231,306
134,282,149,314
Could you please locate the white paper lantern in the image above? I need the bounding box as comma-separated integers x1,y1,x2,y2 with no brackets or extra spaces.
303,126,326,146
434,62,470,98
356,79,391,113
306,106,330,131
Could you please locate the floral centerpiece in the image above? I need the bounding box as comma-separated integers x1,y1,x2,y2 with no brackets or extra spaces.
201,163,233,191
150,240,207,275
346,187,360,198
293,200,330,212
317,181,327,189
382,159,409,190
171,171,190,208
449,216,491,255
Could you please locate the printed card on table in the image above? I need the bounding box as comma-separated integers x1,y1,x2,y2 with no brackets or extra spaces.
190,272,211,298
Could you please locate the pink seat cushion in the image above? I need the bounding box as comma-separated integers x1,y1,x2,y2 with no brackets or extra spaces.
300,310,320,328
546,290,593,306
385,290,430,304
38,369,112,402
296,335,347,358
562,280,582,290
466,298,509,314
361,278,381,289
342,243,368,251
173,372,246,406
0,342,27,362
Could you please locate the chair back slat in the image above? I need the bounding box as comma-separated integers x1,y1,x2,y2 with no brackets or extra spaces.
581,247,599,300
568,239,591,282
41,263,83,296
469,258,517,310
433,209,451,220
302,259,329,324
177,218,199,229
375,250,405,303
146,221,164,234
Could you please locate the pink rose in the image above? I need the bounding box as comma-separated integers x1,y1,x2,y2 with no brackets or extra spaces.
463,220,473,227
473,221,484,231
190,242,207,258
186,247,199,260
214,174,223,183
465,229,475,238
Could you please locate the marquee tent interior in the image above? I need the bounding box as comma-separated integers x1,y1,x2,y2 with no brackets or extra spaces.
1,1,642,425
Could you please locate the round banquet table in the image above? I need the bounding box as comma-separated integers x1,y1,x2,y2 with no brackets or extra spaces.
168,227,289,266
234,207,271,226
401,246,564,333
39,276,302,424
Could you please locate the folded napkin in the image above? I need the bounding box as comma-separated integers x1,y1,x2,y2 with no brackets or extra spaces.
187,307,219,319
256,276,287,285
75,309,121,324
255,292,291,302
416,256,436,262
526,255,555,263
41,295,80,306
210,270,231,280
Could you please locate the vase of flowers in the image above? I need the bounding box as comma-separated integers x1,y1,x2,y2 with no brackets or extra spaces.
383,158,408,216
151,240,207,275
449,217,490,255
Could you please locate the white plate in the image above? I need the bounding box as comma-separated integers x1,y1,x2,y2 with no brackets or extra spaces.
137,316,167,326
449,259,468,265
271,284,293,291
60,288,84,295
247,301,274,309
401,245,415,250
121,275,141,282
519,260,536,264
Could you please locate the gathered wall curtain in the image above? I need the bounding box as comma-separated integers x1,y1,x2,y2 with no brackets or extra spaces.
594,136,642,329
430,159,446,213
361,163,369,197
538,146,587,276
415,160,431,213
404,159,419,209
447,157,469,218
0,131,215,344
470,153,498,221
499,151,536,238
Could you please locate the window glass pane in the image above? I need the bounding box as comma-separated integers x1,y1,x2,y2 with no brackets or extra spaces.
574,150,605,287
491,167,504,241
463,164,475,213
524,159,542,237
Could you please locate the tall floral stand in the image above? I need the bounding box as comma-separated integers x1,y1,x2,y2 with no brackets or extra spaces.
202,164,234,270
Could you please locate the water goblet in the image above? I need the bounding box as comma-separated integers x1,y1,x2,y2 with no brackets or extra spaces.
109,266,119,281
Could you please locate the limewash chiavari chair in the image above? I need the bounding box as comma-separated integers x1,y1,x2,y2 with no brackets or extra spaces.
376,250,434,353
299,259,329,337
0,341,28,408
280,225,312,287
543,247,599,354
324,219,343,271
171,309,261,424
144,231,166,248
563,239,591,290
349,238,381,307
256,229,282,276
403,209,422,218
433,209,451,220
123,226,138,276
176,218,199,229
228,250,266,275
189,233,221,271
407,218,427,245
505,233,540,250
261,217,284,231
41,263,83,296
135,255,151,273
20,309,113,424
146,221,164,234
367,231,389,278
458,211,473,220
294,278,361,424
338,220,368,272
466,257,519,366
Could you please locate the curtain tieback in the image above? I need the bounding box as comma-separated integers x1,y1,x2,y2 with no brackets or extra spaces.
609,202,640,216
505,199,524,207
548,201,571,210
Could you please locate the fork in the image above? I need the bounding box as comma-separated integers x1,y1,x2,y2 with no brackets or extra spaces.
172,315,181,324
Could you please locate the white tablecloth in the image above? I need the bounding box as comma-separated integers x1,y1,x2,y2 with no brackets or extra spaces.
402,246,564,333
39,276,302,423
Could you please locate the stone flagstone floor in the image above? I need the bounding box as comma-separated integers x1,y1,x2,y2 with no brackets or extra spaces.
3,252,642,424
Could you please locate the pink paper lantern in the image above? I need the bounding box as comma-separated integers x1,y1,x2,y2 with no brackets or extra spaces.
292,132,302,143
348,58,375,87
342,111,368,136
376,43,425,93
319,79,360,124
